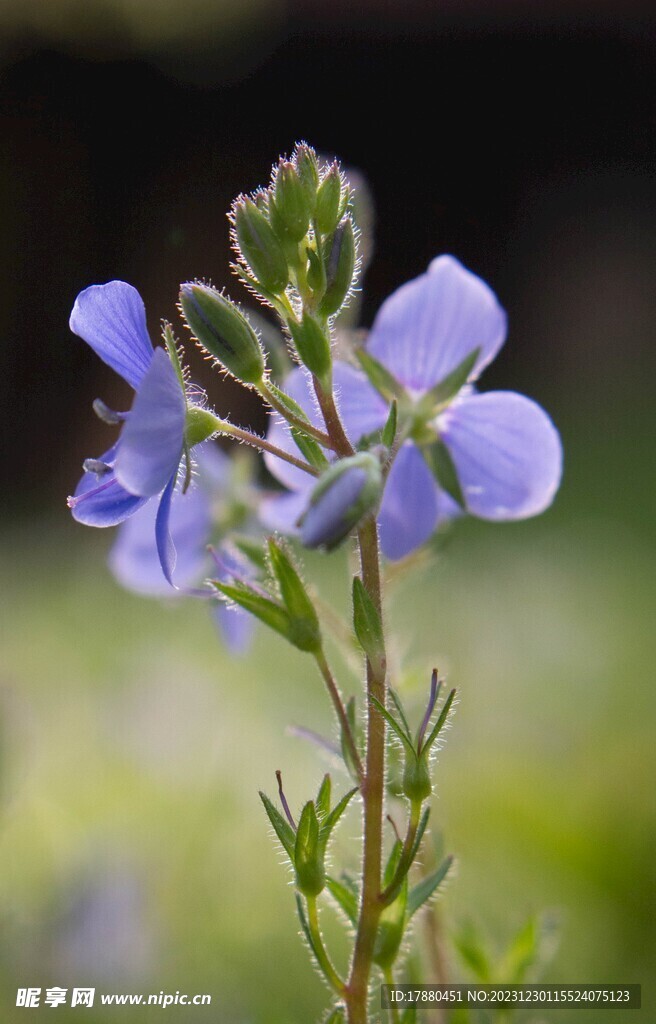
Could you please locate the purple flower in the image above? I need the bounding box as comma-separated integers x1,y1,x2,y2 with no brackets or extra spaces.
262,256,562,560
67,281,189,585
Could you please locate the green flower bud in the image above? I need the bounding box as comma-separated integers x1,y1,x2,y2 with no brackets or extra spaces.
272,161,311,242
315,164,342,235
288,312,332,383
179,283,264,384
294,143,319,212
320,217,356,318
294,801,325,897
402,754,432,803
233,197,289,294
300,452,383,551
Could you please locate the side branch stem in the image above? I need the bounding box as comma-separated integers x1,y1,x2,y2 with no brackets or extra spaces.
214,419,319,477
314,648,364,784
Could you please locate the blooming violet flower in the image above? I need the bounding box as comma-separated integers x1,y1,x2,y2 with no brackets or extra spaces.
67,281,189,585
262,256,562,560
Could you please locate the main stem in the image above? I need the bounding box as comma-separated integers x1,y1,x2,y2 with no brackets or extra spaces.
346,515,387,1023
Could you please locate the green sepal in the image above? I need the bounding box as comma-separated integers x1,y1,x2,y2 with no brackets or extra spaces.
388,687,412,741
352,576,385,676
259,791,296,861
355,349,407,403
370,694,414,754
184,406,218,447
422,688,456,754
306,245,327,294
326,875,358,926
268,539,322,653
340,698,361,783
294,801,324,896
288,312,332,383
315,165,342,235
272,161,311,242
423,440,466,509
407,855,453,919
319,786,358,846
234,197,289,295
382,399,398,449
212,582,291,640
295,144,319,212
316,773,332,820
319,218,356,318
402,755,432,803
416,347,480,416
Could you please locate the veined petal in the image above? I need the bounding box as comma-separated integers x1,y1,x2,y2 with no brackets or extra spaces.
109,475,212,595
68,446,149,527
367,255,507,394
70,281,154,390
378,443,440,560
155,473,178,587
115,348,185,498
439,390,563,520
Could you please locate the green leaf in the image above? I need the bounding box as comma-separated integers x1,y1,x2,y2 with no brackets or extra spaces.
407,855,453,919
326,876,358,926
352,577,385,671
316,774,332,820
370,695,414,753
319,786,358,844
407,807,431,870
388,687,412,741
267,540,322,653
422,688,456,754
355,349,407,403
259,791,296,861
423,441,466,509
381,399,398,448
265,382,330,469
340,698,361,783
213,582,292,640
417,346,480,413
374,871,408,969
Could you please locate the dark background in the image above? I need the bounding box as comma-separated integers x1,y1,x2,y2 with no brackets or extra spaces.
1,2,654,521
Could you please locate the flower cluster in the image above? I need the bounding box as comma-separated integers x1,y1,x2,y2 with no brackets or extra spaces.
67,143,563,1022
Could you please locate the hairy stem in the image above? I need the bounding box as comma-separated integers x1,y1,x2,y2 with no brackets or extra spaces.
306,895,345,995
213,418,319,477
259,379,335,450
314,648,364,784
346,515,387,1024
313,376,356,458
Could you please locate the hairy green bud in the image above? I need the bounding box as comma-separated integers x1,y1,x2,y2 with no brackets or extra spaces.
179,282,264,384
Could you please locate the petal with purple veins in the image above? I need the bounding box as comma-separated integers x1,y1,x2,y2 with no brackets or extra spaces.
68,446,149,527
115,348,186,498
70,281,154,391
439,390,563,521
378,443,440,561
367,255,507,395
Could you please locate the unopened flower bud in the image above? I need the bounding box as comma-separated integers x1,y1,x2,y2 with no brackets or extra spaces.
288,312,332,383
315,164,343,235
300,452,383,551
402,755,432,803
233,197,289,295
320,217,356,317
294,801,325,897
294,143,319,212
179,283,264,384
272,161,311,242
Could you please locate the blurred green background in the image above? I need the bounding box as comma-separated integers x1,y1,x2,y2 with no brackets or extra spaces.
0,0,654,1021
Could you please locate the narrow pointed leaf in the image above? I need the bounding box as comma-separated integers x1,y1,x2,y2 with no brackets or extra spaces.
423,440,465,509
352,576,385,670
370,695,414,753
382,399,398,448
340,697,361,782
316,774,332,820
268,539,321,652
319,786,358,843
356,349,407,402
326,876,358,926
388,687,412,741
407,807,431,870
213,582,292,641
423,688,457,753
407,855,454,919
259,791,296,861
418,346,480,413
